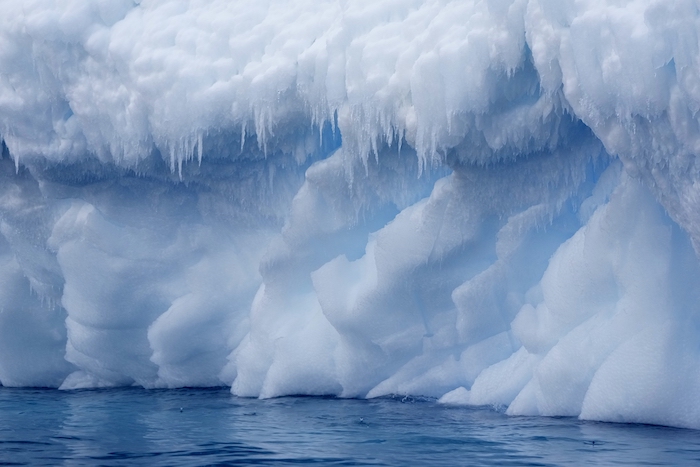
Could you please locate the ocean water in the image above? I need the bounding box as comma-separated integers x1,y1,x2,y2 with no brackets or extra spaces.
0,388,698,466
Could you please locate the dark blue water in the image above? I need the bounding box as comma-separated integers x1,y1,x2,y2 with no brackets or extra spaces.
0,388,699,466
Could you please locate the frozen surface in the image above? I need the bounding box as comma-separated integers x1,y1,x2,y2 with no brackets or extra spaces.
1,0,700,429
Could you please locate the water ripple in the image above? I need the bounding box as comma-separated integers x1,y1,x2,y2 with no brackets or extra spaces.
0,388,698,466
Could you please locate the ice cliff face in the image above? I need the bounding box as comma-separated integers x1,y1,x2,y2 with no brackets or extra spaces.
2,0,700,429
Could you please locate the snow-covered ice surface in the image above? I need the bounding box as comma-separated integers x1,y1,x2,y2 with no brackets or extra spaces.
2,0,700,429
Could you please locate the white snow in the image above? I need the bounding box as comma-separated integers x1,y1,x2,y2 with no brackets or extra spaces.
1,0,700,430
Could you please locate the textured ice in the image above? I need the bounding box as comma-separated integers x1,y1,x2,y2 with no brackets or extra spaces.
1,0,700,430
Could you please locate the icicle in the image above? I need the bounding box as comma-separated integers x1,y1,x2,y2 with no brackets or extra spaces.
197,132,203,166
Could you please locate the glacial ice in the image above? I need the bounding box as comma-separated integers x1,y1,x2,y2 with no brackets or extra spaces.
2,0,700,429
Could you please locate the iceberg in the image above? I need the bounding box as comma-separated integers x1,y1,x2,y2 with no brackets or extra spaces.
1,0,700,429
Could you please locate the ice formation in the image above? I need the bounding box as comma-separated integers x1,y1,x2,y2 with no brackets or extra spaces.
2,0,700,429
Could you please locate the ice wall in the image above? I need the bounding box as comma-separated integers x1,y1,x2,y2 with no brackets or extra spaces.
2,0,700,429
